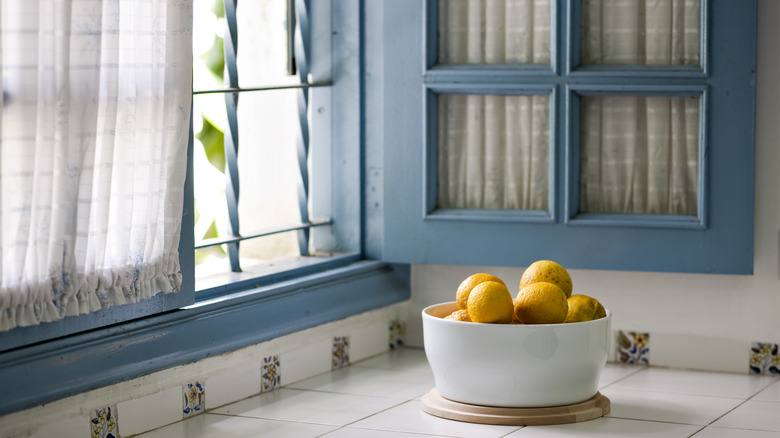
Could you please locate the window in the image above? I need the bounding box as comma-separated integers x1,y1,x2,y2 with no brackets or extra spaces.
0,0,410,417
192,0,358,296
379,0,756,274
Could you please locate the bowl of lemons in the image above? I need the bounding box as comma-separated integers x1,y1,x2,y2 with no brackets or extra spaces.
421,260,612,408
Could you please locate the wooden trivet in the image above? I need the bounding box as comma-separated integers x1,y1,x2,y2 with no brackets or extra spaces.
420,388,610,426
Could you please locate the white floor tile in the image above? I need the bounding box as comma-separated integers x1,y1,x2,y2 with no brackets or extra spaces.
601,387,743,425
350,400,520,438
211,388,401,426
322,427,450,437
711,400,780,432
753,380,780,402
287,364,434,400
354,347,431,373
607,368,776,399
135,413,336,438
598,362,645,389
692,426,780,437
504,417,702,437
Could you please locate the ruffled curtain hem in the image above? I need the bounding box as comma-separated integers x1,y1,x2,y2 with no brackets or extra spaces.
0,259,183,332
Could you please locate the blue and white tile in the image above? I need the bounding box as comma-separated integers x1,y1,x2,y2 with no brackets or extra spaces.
89,406,119,438
601,387,743,425
116,386,181,436
135,412,337,438
710,399,780,432
750,342,780,375
505,417,701,437
388,319,405,350
350,400,520,438
606,367,776,399
212,388,401,426
183,381,206,417
615,331,650,364
332,336,351,370
261,355,281,392
288,363,433,400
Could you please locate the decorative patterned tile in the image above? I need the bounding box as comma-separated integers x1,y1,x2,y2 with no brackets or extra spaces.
750,342,780,375
333,336,350,370
90,406,119,438
617,331,650,364
389,320,405,349
262,355,281,392
183,381,205,417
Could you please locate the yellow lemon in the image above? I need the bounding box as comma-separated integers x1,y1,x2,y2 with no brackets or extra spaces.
443,309,471,322
456,273,506,310
564,294,601,323
520,260,573,298
594,301,607,319
514,282,568,324
466,281,514,324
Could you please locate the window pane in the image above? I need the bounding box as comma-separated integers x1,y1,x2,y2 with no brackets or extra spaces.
438,0,551,65
193,0,298,92
437,94,550,210
581,0,700,66
237,0,300,87
579,95,699,215
192,88,303,274
236,89,302,263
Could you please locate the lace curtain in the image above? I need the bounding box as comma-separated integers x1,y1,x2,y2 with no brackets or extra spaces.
437,0,700,214
0,0,193,331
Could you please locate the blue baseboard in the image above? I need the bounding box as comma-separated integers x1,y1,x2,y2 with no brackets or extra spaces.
0,260,410,417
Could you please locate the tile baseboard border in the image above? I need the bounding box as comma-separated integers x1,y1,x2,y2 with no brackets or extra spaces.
0,301,411,438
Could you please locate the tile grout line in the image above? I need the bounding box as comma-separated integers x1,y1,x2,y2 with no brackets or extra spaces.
598,364,649,391
685,376,780,436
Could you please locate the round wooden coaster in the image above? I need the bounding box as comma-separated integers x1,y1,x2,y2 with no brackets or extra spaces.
420,388,610,426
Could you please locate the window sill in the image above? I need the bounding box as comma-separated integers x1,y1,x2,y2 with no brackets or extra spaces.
0,260,410,417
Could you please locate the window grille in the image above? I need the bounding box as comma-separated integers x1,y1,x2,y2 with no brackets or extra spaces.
192,0,331,274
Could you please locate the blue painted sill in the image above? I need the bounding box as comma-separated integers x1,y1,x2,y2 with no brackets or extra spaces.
0,260,410,417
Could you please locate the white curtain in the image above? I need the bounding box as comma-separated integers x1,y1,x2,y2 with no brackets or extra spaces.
437,0,551,210
437,0,700,215
0,0,193,331
438,94,549,210
582,0,700,66
438,0,550,64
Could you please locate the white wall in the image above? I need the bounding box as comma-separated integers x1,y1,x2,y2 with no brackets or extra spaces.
406,0,780,372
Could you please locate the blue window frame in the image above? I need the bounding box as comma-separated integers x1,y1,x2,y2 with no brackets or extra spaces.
379,0,756,274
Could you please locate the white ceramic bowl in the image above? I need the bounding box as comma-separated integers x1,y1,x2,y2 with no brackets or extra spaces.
422,302,611,408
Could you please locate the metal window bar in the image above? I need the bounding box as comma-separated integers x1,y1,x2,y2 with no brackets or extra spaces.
293,0,312,258
193,0,324,272
223,0,240,271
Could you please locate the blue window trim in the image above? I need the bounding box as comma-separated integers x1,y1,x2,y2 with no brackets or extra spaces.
0,0,411,417
380,0,756,274
0,261,410,417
